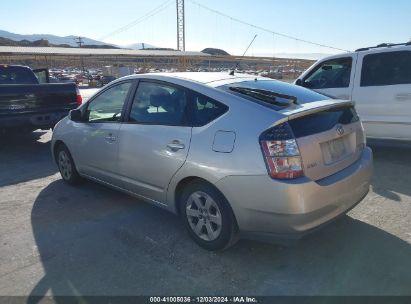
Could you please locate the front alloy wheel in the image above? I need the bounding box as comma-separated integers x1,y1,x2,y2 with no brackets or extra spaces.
56,144,82,185
58,150,72,181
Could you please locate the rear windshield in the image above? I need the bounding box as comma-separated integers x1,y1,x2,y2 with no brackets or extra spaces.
0,66,37,85
217,80,329,110
289,106,359,138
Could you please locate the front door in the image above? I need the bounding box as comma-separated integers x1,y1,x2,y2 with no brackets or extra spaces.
301,56,357,100
117,80,192,204
71,81,134,185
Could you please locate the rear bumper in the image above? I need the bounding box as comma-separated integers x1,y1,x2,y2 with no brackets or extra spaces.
215,147,373,237
0,111,70,130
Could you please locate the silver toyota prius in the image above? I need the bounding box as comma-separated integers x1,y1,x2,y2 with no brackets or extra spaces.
51,72,373,250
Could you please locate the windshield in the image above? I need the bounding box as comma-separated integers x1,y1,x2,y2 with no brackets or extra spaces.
217,79,329,109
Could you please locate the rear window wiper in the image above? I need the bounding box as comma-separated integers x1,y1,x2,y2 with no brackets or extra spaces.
229,87,298,107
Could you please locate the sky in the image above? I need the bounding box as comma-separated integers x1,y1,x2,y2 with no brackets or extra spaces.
2,0,411,56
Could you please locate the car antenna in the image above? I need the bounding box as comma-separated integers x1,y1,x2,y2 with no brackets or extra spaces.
229,34,257,76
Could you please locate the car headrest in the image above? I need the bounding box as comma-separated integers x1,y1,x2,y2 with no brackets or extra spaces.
197,96,208,106
150,93,169,108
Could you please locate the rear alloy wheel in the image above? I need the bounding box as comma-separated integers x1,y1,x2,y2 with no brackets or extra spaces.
56,144,82,185
180,182,238,251
186,191,222,241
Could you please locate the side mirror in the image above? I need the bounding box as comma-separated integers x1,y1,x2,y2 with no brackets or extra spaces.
295,79,303,86
69,109,83,122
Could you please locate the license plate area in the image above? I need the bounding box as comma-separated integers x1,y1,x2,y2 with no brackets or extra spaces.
321,136,348,164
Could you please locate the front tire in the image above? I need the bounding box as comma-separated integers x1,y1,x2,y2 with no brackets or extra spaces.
56,144,82,185
180,181,238,251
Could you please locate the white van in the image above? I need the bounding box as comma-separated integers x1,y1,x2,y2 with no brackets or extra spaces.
295,43,411,140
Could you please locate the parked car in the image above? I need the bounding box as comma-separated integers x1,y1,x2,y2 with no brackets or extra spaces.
51,72,373,250
295,42,411,140
0,65,82,133
100,75,116,87
57,75,77,84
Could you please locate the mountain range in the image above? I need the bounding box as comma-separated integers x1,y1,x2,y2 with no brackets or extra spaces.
0,30,331,59
0,30,156,50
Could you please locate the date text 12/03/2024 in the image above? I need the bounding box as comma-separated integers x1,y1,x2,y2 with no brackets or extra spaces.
149,297,258,303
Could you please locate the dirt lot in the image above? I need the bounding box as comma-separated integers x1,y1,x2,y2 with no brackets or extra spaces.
0,131,410,296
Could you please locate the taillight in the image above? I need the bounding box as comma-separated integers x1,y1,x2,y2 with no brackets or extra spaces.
260,122,304,179
75,86,82,106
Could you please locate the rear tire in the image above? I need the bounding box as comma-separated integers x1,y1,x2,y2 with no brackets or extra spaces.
55,144,82,185
179,181,239,251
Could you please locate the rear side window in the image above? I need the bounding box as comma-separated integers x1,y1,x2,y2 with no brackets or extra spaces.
0,66,37,85
190,92,228,127
361,51,411,86
303,57,352,89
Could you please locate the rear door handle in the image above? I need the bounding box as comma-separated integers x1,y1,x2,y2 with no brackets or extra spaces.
167,140,185,152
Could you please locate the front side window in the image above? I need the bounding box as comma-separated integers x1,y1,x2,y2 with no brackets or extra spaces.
86,82,132,122
129,81,188,126
303,57,352,89
361,51,411,86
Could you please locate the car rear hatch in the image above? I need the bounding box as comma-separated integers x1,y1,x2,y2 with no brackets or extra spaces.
280,100,365,181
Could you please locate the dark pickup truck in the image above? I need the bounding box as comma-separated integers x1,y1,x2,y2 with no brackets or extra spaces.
0,65,81,133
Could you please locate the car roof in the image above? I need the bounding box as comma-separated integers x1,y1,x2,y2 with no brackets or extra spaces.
319,44,411,61
129,72,268,87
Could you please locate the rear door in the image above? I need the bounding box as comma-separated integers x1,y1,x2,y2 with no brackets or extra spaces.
352,49,411,139
70,81,134,186
117,80,192,204
300,55,357,100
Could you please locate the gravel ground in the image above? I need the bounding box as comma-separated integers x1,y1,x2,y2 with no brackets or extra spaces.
0,131,410,297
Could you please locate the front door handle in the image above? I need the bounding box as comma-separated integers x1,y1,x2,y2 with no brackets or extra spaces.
105,133,116,142
396,93,411,101
167,140,185,152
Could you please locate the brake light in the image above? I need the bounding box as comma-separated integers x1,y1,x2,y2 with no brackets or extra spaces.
260,123,304,179
75,86,82,106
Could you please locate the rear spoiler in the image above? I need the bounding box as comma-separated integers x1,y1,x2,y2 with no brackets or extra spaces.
275,100,354,126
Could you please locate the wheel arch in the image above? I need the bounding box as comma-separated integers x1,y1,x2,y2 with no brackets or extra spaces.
174,176,208,216
52,140,65,163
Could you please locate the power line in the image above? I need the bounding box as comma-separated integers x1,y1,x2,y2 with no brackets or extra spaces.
187,0,349,53
98,0,174,41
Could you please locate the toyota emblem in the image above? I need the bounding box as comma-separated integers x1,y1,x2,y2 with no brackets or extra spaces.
336,125,345,136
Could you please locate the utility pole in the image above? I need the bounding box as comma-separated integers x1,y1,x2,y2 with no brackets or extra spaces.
75,36,84,48
176,0,185,51
74,36,85,75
